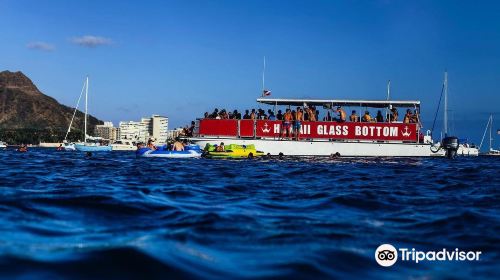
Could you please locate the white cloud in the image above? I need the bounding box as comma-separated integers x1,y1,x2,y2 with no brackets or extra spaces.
71,35,113,48
26,41,55,52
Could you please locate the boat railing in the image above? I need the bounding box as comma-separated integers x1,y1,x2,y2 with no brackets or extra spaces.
194,119,421,143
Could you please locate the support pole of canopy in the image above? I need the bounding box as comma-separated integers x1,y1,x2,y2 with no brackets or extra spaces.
386,80,390,123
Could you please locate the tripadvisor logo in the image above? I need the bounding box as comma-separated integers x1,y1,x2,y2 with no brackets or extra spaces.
375,244,482,267
375,244,398,267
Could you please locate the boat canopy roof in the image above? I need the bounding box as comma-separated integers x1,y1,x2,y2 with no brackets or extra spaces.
256,98,420,108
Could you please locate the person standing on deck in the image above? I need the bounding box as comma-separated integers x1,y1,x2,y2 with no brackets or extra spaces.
250,109,257,120
282,109,293,140
376,110,384,122
276,110,283,121
309,107,317,121
403,109,413,124
362,111,372,122
350,110,359,122
294,107,304,140
243,110,250,119
335,106,346,122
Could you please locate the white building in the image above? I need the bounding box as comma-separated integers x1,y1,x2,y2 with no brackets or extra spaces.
118,115,168,143
151,115,169,143
119,121,149,142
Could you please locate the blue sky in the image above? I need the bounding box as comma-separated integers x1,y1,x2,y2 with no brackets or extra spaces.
1,0,499,145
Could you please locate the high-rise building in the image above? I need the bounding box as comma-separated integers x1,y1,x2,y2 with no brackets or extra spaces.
95,121,118,141
118,115,169,143
151,115,168,143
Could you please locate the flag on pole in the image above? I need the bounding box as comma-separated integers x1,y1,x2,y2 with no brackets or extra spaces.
262,89,271,97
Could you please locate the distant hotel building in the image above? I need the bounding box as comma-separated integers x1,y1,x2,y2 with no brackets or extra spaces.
118,115,168,143
95,121,119,142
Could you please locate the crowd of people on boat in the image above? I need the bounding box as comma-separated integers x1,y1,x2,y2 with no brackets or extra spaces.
136,137,189,152
202,106,420,124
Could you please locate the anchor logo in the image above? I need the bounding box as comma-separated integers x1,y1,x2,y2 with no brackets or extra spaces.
401,126,411,137
261,122,271,133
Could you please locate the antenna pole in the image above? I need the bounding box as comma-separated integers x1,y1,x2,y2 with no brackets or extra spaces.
262,56,266,92
84,76,88,143
444,71,448,137
387,80,391,100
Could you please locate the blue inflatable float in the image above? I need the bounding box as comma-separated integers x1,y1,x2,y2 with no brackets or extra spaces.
136,144,202,158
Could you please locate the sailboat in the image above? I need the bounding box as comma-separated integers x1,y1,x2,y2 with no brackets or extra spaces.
74,77,112,152
62,78,87,151
479,115,500,156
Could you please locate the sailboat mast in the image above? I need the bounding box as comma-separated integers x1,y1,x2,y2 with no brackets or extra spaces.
479,115,491,151
64,80,86,141
84,76,88,143
490,115,493,151
444,71,448,137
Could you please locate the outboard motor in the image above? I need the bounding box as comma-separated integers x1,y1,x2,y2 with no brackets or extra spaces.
442,136,459,158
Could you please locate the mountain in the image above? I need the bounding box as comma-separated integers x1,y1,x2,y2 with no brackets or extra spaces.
0,70,102,131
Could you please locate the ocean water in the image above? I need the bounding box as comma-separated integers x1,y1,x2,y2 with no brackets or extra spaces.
0,149,498,280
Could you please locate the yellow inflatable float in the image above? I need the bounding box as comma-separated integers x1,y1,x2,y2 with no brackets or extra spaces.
204,143,265,158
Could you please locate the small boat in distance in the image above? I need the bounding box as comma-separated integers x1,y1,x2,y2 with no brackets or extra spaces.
74,76,111,152
479,115,500,156
0,141,7,149
111,140,136,151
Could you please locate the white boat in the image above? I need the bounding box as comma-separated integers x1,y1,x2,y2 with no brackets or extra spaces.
0,141,7,149
74,77,111,152
39,142,62,148
457,143,480,156
479,115,500,156
111,140,136,151
190,98,447,157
